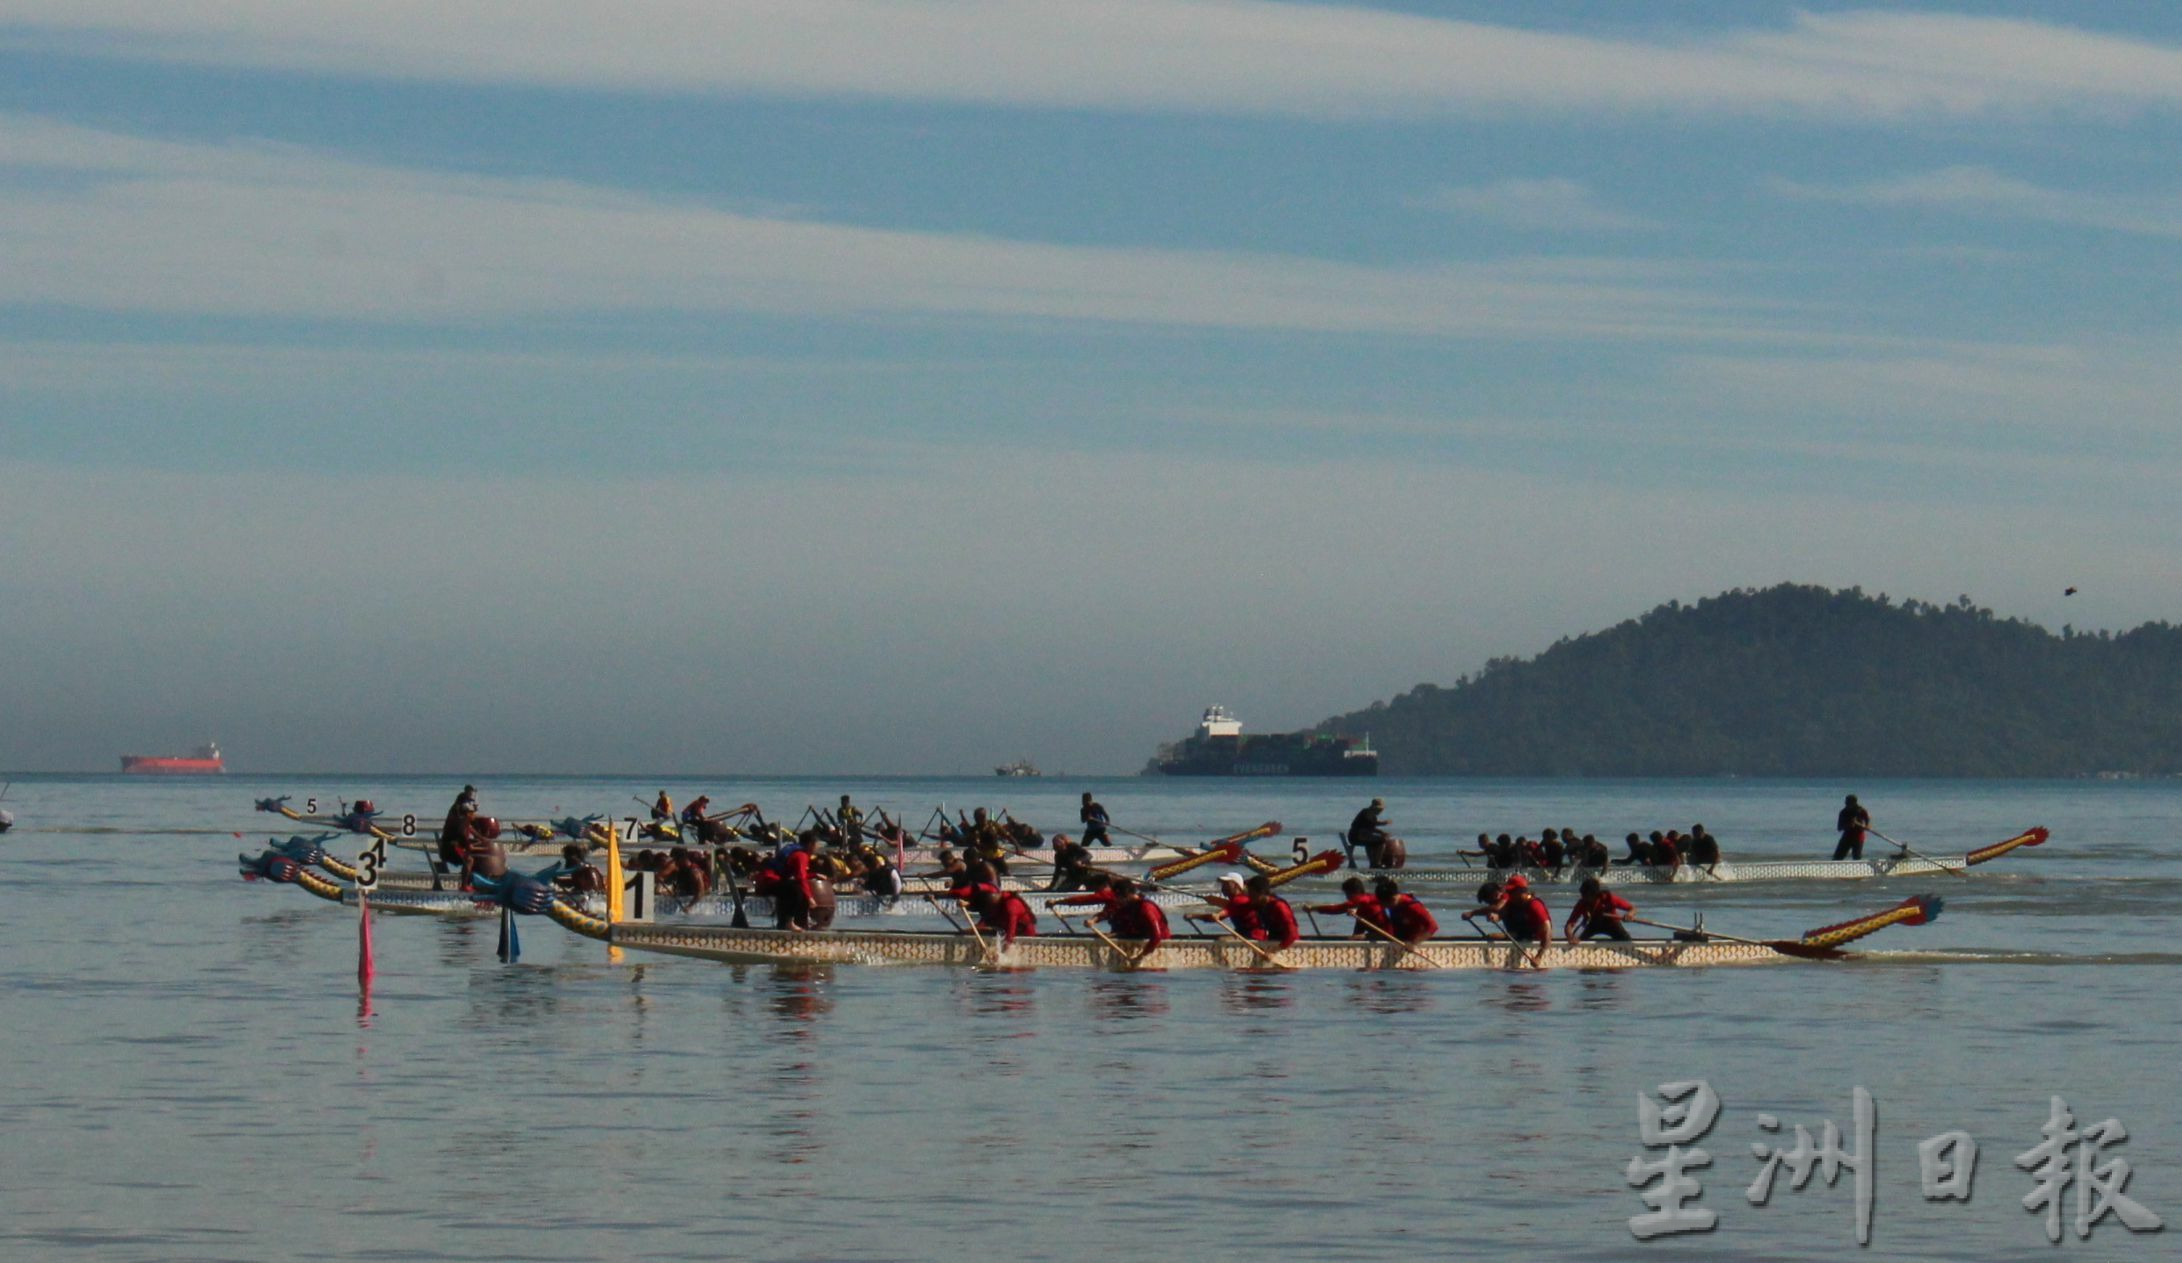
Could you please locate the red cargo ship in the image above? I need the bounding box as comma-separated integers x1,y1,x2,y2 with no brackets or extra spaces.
120,742,225,774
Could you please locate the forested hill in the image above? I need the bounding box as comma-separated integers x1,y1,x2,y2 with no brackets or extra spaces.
1320,585,2182,777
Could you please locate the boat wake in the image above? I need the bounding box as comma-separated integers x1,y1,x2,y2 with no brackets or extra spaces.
1858,947,2182,967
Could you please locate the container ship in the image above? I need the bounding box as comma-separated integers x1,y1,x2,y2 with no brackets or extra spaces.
1146,706,1377,777
120,742,225,775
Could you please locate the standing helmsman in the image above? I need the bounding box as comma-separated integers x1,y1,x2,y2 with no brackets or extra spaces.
1833,794,1871,860
1078,792,1112,848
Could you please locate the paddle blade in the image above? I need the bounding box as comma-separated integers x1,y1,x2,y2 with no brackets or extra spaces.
1265,849,1346,888
1798,894,1942,950
1206,821,1282,848
1965,826,2049,866
1147,840,1243,882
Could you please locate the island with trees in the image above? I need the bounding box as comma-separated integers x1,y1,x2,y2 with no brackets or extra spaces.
1315,584,2182,777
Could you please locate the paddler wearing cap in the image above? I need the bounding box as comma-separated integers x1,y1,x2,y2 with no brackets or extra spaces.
1492,874,1552,952
1563,876,1634,942
1206,872,1264,939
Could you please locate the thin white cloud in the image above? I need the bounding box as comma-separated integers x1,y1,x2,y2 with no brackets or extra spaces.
0,114,1796,342
1772,165,2182,238
1671,337,2182,438
1416,177,1654,231
0,4,2179,119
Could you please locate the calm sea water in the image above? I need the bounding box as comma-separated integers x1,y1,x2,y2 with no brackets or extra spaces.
0,773,2174,1262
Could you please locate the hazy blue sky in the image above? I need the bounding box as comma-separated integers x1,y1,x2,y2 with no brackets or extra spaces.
2,2,2179,774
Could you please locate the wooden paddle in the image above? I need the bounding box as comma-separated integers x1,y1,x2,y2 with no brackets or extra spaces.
1189,912,1295,970
920,892,971,934
1359,918,1445,970
1870,828,1966,878
924,891,1004,965
1082,918,1152,970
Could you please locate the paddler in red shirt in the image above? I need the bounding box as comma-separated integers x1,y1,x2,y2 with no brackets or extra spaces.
1206,873,1266,939
1244,874,1301,950
969,886,1038,946
1095,878,1170,946
947,860,1001,908
1309,876,1390,939
752,839,816,930
1372,877,1438,944
1494,874,1552,952
1564,876,1634,942
1051,872,1117,914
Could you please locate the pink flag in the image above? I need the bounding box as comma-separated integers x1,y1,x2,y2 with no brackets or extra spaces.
357,894,376,989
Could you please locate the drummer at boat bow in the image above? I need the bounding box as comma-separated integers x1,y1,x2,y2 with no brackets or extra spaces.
440,788,475,859
1564,877,1633,942
1834,795,1872,860
1348,798,1392,867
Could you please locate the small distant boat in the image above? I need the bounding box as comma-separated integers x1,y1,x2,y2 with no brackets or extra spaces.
994,759,1041,778
121,742,224,775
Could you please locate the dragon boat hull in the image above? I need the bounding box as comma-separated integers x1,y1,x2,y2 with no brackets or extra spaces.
551,917,1833,971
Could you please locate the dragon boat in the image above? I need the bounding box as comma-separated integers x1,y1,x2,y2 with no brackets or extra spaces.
239,833,1942,971
532,893,1942,972
1281,828,2050,886
245,831,1341,924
